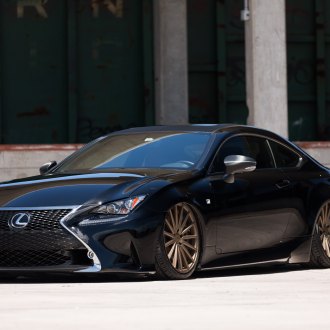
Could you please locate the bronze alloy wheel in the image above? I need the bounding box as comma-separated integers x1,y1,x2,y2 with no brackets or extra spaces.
163,203,200,274
308,200,330,268
316,201,330,257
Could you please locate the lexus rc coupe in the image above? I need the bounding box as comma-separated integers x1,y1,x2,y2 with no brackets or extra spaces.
1,124,330,280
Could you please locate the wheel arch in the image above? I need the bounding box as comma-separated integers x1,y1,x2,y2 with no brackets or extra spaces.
306,183,330,231
289,186,330,264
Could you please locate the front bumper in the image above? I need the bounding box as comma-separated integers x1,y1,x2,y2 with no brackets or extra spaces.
0,205,163,274
65,205,163,274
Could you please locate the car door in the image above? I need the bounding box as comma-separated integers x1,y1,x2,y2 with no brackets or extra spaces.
267,139,309,239
208,135,295,254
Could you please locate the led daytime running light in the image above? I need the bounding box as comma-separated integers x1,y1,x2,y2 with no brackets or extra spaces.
93,195,146,215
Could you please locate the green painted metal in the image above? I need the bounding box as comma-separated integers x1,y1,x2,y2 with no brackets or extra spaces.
315,0,326,137
142,0,154,126
216,0,227,123
0,0,153,144
0,7,3,143
188,0,217,124
1,0,329,143
286,0,316,140
224,1,247,124
188,0,330,140
75,0,148,142
0,0,68,143
187,0,247,126
286,0,330,140
67,0,78,143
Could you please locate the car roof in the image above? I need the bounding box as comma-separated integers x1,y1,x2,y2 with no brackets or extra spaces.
111,124,286,140
108,124,296,150
113,124,245,134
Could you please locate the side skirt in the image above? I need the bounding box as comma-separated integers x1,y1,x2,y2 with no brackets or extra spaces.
199,258,289,272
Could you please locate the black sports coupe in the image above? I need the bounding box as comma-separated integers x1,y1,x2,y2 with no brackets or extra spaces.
1,124,330,280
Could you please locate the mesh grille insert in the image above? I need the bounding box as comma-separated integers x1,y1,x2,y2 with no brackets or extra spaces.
0,209,87,267
0,209,71,231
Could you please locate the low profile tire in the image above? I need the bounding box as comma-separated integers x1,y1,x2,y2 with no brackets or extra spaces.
308,200,330,268
155,203,201,280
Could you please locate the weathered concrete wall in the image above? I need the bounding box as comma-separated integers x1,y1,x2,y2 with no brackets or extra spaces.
0,143,329,183
154,0,189,124
245,0,288,138
0,145,82,182
296,142,330,168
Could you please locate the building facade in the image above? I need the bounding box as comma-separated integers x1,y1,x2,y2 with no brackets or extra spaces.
0,0,329,143
0,0,330,143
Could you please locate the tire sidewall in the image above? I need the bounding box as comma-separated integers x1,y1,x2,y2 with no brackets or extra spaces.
310,200,330,267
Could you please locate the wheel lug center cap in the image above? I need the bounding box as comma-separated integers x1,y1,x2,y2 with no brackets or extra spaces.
174,233,181,243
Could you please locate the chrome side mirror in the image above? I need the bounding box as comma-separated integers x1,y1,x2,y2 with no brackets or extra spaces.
39,161,57,175
223,155,256,183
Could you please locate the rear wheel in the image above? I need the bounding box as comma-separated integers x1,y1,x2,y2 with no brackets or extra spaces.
155,203,201,280
308,200,330,268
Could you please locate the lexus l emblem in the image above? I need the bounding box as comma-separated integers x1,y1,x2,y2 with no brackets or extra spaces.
8,213,31,229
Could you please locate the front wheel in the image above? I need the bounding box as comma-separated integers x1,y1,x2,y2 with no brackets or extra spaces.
155,203,201,280
308,200,330,268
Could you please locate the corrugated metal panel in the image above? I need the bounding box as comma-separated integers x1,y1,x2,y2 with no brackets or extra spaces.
286,0,318,140
187,0,247,125
0,0,68,143
2,0,329,143
287,0,330,140
0,0,154,143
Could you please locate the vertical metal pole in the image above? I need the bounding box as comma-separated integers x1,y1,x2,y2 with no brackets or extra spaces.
216,0,227,123
67,0,78,143
143,0,154,125
315,0,326,138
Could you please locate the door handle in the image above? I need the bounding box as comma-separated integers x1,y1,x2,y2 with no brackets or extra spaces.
276,179,291,189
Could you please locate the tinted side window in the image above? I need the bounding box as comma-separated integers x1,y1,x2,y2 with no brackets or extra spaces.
211,135,275,173
268,140,300,168
245,136,275,169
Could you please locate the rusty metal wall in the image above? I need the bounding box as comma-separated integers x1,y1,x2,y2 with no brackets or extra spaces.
0,0,154,143
187,0,247,126
286,0,330,140
1,0,330,143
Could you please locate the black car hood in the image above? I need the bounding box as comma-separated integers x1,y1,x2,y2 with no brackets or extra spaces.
0,169,195,208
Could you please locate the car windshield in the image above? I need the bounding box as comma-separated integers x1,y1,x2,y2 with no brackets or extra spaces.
55,132,212,172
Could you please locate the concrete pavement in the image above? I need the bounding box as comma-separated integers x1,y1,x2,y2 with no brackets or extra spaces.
0,265,330,330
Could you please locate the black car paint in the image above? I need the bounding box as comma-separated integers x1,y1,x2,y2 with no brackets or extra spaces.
0,124,330,274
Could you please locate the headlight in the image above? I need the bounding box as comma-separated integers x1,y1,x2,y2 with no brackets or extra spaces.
92,195,146,215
